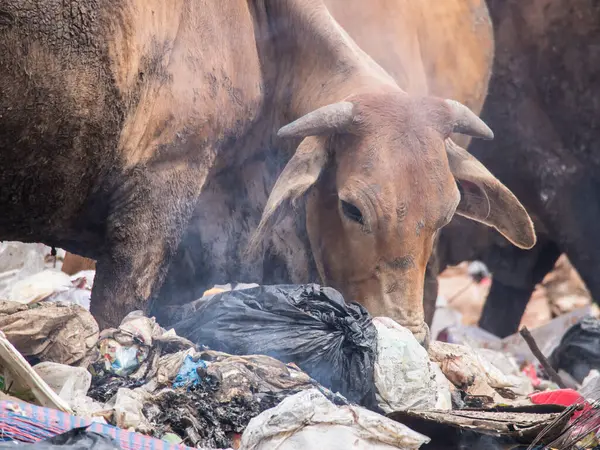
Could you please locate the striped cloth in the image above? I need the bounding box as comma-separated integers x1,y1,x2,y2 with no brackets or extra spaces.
0,401,200,450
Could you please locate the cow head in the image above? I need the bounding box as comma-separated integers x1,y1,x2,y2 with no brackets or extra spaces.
251,91,535,346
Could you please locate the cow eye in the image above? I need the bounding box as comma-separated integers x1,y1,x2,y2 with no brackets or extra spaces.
341,200,364,225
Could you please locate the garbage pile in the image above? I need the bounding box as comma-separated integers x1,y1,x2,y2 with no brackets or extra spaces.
0,242,600,449
435,255,593,333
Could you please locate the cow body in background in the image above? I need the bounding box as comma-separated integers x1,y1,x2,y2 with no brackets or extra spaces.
423,0,600,337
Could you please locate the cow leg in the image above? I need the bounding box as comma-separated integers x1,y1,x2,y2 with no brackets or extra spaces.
540,177,600,310
89,168,202,329
478,239,561,337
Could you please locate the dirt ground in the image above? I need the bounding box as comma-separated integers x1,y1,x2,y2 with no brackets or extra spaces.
437,254,592,330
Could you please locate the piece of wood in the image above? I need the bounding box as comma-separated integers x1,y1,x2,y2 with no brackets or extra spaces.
519,326,567,389
0,332,72,412
388,408,573,447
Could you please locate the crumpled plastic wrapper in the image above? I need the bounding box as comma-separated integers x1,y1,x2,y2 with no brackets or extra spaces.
428,341,533,402
94,311,164,378
373,317,451,413
98,339,149,377
0,300,98,366
240,388,430,450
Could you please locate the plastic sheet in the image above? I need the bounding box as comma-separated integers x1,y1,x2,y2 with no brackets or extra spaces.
240,388,429,450
174,284,378,407
373,317,450,412
0,427,120,450
550,315,600,383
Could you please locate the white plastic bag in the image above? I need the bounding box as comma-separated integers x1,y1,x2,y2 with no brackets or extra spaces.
240,389,430,450
373,317,451,412
580,369,600,401
0,241,68,300
104,387,152,432
50,270,95,310
475,348,533,396
0,242,54,294
4,270,72,304
431,362,453,410
33,361,104,417
33,361,91,405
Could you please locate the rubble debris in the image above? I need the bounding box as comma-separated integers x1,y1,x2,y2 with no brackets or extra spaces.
388,407,572,449
527,400,600,449
105,388,153,433
0,301,98,366
83,311,337,449
173,284,378,408
428,341,532,404
33,362,99,416
435,254,592,334
550,315,600,383
240,388,430,450
520,326,567,388
91,311,163,378
440,306,592,368
145,351,323,449
0,333,71,412
147,382,269,448
0,267,594,450
97,338,148,377
87,376,145,405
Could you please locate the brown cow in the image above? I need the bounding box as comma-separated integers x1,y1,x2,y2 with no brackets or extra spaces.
147,0,535,345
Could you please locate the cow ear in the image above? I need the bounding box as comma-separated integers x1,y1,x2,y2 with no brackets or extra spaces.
446,139,536,249
247,136,329,256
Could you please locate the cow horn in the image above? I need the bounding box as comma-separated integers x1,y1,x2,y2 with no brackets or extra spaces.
445,99,494,140
278,101,354,139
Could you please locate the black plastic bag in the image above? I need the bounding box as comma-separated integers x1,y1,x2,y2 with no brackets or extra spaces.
549,315,600,383
0,427,121,450
173,284,378,408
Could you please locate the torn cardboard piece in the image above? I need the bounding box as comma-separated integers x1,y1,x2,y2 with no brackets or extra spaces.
0,301,98,366
388,407,572,449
